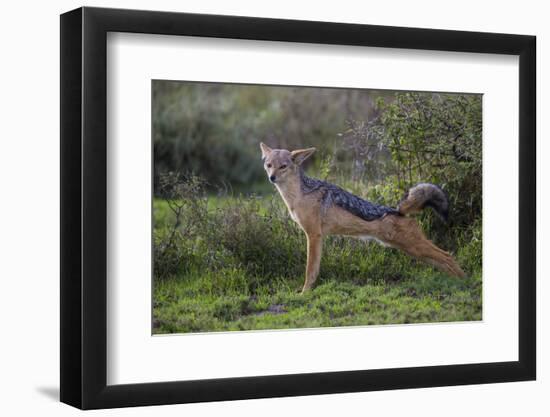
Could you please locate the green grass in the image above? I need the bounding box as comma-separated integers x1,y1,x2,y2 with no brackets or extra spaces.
152,194,482,334
153,270,481,333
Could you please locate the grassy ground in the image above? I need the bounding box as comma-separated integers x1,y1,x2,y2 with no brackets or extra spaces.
152,193,482,334
153,272,481,333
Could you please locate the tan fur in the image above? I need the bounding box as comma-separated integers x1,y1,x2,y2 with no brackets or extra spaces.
397,193,424,215
260,143,466,293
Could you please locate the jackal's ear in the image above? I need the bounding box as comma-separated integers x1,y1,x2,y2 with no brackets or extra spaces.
291,147,316,165
260,142,273,159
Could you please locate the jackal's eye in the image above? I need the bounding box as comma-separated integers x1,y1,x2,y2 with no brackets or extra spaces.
280,164,287,170
266,163,272,168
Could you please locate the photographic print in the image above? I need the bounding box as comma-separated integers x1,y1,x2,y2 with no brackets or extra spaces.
60,8,535,407
152,81,482,334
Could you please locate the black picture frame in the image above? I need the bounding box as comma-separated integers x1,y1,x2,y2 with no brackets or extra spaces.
60,6,536,410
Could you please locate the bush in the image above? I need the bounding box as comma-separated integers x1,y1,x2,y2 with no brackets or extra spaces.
153,172,209,279
456,220,483,275
340,92,482,249
212,195,305,282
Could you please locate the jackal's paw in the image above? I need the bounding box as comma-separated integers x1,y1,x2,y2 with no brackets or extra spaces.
300,286,312,294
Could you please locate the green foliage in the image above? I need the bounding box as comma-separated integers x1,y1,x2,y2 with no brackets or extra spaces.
342,92,482,234
457,219,483,274
153,172,209,279
153,82,265,191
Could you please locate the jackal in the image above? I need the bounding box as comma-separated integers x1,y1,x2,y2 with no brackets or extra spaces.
260,143,466,293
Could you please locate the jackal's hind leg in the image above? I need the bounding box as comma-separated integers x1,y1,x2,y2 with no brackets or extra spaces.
410,239,466,278
387,217,466,278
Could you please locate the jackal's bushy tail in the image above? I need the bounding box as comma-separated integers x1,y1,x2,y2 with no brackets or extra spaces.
398,183,449,222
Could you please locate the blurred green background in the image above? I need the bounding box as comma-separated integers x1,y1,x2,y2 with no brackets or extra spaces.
153,81,394,194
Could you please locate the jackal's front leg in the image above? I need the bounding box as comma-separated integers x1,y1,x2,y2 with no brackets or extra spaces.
302,232,323,293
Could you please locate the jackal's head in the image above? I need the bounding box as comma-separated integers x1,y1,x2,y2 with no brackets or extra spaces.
260,143,316,184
